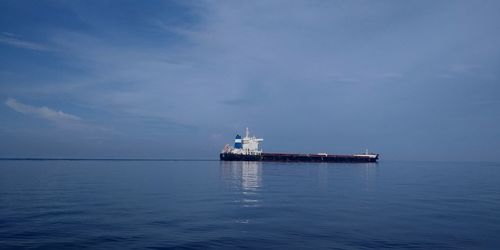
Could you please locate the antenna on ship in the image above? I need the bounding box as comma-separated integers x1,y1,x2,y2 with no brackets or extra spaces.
246,127,249,138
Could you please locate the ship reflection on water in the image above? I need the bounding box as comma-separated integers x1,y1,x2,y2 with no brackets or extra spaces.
219,161,379,211
220,161,262,208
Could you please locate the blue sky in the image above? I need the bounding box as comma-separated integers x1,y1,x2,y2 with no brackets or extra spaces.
1,0,499,160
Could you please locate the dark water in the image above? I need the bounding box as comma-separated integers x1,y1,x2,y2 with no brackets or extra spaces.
1,160,499,249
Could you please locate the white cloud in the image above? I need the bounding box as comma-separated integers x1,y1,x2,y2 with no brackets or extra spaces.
5,98,81,124
0,34,50,51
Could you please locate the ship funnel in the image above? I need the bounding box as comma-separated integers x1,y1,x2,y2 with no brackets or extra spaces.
234,134,242,149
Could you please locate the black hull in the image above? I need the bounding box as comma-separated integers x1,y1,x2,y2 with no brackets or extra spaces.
220,153,378,163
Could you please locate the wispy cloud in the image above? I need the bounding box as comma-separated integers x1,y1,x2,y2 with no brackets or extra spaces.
448,64,481,74
27,1,490,133
0,34,50,51
5,98,81,124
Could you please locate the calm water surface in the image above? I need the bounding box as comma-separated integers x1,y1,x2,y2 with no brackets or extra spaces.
0,160,499,249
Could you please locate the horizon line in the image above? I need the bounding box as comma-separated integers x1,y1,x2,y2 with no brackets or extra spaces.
0,157,218,161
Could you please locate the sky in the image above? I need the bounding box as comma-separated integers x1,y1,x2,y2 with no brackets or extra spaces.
0,0,499,161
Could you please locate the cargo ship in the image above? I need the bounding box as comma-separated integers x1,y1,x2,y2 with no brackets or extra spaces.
220,128,379,163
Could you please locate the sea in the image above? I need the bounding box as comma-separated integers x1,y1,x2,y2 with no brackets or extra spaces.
0,160,499,249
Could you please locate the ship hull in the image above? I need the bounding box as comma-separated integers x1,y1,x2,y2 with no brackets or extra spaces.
220,153,378,163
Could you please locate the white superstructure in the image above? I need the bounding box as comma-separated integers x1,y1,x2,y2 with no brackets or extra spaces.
222,128,263,155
